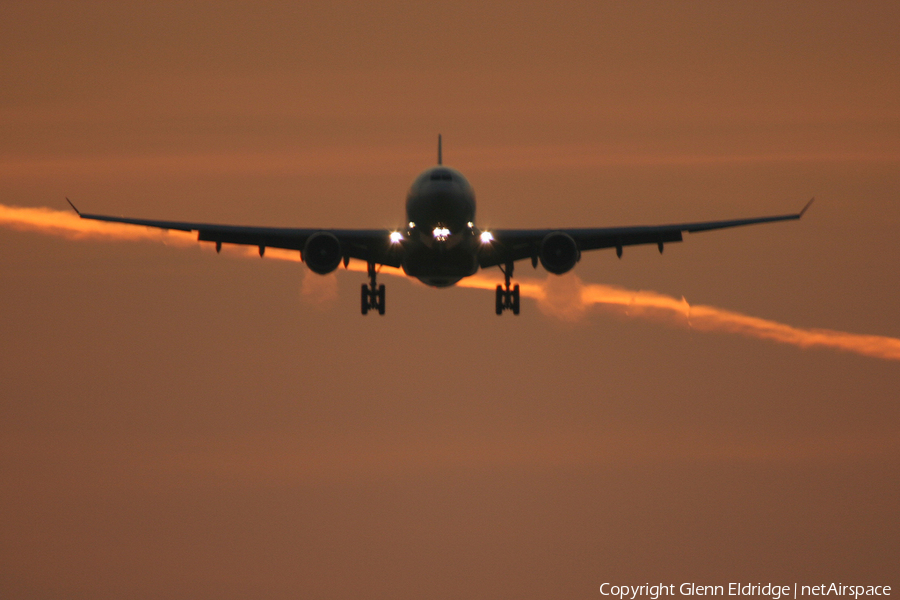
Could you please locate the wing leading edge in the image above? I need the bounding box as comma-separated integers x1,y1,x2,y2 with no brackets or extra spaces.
66,200,401,267
479,198,814,268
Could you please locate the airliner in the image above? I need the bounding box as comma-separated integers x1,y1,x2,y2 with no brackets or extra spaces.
68,137,812,315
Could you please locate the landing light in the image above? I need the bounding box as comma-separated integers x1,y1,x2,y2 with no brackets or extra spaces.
433,227,451,241
480,231,494,244
389,231,403,244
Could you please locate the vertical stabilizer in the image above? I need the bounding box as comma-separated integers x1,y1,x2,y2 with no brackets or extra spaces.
437,134,442,165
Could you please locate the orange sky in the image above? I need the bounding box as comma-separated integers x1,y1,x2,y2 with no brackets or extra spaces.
1,2,898,598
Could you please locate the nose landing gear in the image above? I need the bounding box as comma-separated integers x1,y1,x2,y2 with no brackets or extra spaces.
495,262,520,315
361,261,385,315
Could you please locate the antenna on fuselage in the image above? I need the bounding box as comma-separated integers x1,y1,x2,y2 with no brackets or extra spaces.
437,134,442,165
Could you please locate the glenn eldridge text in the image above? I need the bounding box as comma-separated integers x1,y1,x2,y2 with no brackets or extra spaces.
599,583,892,600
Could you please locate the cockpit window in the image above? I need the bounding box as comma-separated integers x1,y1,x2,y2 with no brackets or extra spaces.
429,173,453,181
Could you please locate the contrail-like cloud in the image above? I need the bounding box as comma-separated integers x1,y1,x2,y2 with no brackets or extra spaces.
0,203,198,245
479,273,900,361
4,203,899,361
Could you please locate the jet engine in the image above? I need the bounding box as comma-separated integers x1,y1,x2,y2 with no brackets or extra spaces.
539,231,580,274
303,232,342,274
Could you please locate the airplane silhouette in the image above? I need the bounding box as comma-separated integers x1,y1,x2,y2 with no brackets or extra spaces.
68,136,812,315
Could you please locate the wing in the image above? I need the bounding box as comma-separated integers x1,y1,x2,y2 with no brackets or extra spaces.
478,198,814,268
67,200,402,267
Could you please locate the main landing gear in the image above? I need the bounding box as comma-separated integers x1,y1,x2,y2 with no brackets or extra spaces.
495,262,520,315
361,261,385,315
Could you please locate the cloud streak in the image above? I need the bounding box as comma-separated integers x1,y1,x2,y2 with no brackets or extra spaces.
4,203,899,362
0,203,198,245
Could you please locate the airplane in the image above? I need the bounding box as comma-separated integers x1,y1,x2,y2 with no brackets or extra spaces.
67,136,813,316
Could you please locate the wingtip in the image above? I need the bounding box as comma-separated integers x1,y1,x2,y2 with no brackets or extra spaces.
799,197,814,218
65,197,81,216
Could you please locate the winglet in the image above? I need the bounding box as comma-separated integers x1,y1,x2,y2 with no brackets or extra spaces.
799,197,814,218
65,197,81,216
437,134,442,165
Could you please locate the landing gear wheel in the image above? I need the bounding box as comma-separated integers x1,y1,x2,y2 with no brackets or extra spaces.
361,262,386,316
494,262,521,315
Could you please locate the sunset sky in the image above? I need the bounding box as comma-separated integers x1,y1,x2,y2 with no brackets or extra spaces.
1,2,898,598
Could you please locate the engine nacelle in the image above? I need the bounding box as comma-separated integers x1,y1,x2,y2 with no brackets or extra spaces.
539,231,580,274
303,232,342,274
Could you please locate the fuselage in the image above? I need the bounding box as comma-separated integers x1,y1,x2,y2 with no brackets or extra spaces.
402,166,480,287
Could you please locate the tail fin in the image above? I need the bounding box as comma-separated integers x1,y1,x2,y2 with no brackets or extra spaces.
437,134,442,165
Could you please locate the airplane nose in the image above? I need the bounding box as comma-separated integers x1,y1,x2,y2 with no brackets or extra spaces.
408,192,472,232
